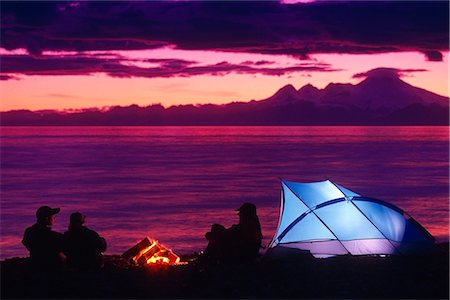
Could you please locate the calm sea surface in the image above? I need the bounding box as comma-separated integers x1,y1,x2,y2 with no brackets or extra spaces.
1,126,448,259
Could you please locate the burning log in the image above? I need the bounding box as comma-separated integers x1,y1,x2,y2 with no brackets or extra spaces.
122,237,181,266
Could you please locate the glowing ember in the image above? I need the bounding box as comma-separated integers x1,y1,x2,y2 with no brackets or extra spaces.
122,237,181,266
148,255,170,264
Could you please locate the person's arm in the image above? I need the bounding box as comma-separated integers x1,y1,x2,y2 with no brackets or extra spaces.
92,230,107,252
22,228,32,251
61,233,69,255
99,237,107,252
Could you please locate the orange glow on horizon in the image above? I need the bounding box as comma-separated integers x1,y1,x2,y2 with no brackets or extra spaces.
0,50,448,111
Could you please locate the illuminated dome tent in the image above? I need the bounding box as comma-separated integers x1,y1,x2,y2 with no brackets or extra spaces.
269,180,436,258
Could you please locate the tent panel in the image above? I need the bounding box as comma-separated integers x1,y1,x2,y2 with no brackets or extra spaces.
353,199,406,242
272,183,310,242
278,239,398,257
335,184,360,197
393,241,437,254
278,212,336,244
342,239,397,255
315,201,385,240
403,218,435,243
278,240,348,257
284,180,345,208
276,239,436,257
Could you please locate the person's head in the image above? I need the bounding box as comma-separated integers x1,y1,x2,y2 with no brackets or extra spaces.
69,212,86,229
235,202,258,220
36,206,60,226
205,223,226,241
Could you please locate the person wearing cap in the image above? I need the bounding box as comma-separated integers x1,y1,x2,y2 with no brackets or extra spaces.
63,212,107,270
22,206,65,270
202,203,262,264
227,202,263,263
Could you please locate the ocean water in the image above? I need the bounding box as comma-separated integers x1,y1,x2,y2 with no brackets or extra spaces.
0,126,448,259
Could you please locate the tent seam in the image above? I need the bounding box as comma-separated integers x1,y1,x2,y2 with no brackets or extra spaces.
279,181,351,255
330,182,403,255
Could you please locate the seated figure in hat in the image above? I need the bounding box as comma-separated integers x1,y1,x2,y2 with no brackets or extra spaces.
228,202,263,263
63,212,107,270
22,206,65,270
203,202,262,264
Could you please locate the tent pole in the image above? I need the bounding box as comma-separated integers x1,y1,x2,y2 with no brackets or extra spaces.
331,182,402,255
282,182,352,255
268,182,286,249
350,200,402,255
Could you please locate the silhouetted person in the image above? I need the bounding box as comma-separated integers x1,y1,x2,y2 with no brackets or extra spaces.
22,206,64,271
204,224,228,264
63,212,107,270
228,202,262,263
203,203,262,265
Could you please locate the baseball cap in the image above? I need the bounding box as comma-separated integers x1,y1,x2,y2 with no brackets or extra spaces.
36,206,60,219
235,202,257,215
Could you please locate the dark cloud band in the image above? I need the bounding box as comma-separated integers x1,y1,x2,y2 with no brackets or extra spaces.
352,68,428,79
0,54,338,79
1,1,448,59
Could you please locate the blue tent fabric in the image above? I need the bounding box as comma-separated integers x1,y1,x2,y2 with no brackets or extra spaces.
283,180,358,208
270,180,436,257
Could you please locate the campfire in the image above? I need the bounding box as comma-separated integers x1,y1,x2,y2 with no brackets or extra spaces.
122,237,181,266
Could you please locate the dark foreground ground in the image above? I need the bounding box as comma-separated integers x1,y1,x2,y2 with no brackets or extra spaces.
2,248,449,299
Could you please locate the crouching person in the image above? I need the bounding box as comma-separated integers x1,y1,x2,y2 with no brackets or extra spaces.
63,212,107,271
204,224,228,264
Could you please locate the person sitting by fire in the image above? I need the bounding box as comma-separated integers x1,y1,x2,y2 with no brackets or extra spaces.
203,202,262,264
63,212,107,270
22,206,65,271
227,202,263,263
204,223,228,264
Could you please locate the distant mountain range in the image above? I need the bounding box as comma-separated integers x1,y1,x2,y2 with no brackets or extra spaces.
1,68,448,125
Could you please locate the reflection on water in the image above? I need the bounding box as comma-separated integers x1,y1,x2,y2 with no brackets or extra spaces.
0,126,448,259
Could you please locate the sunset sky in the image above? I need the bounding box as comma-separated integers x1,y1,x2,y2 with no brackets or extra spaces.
0,1,448,111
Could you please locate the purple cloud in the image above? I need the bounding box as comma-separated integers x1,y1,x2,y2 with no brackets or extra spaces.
144,58,197,70
0,74,19,80
0,54,338,79
241,60,275,66
423,50,444,62
353,68,428,79
1,55,108,76
1,1,447,59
